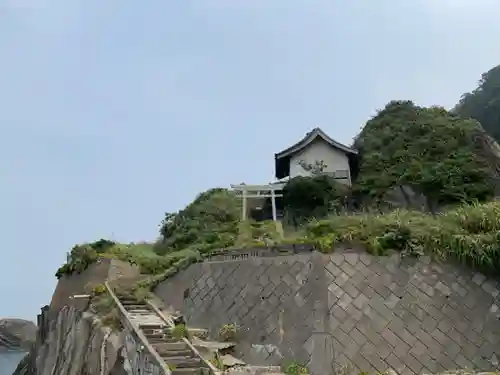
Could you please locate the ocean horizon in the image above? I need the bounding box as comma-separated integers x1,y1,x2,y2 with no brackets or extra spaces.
0,350,25,375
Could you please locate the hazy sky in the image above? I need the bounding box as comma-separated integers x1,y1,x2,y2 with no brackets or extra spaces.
1,0,500,321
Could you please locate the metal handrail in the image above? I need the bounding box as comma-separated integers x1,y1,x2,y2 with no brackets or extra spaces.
146,301,222,375
104,282,172,375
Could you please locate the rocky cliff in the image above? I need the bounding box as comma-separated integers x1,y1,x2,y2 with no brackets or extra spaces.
12,258,141,375
0,318,36,351
13,305,129,375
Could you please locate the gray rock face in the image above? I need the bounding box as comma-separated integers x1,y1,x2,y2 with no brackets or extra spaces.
12,306,128,375
0,318,36,351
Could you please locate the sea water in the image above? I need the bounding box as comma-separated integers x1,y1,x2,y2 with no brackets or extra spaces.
0,351,25,375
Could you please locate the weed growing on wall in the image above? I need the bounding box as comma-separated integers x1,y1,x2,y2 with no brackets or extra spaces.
170,324,189,339
283,361,309,375
218,323,239,342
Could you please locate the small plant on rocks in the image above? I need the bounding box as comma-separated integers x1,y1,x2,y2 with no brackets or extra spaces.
92,284,106,295
283,361,309,375
209,353,225,370
218,323,239,342
170,324,189,339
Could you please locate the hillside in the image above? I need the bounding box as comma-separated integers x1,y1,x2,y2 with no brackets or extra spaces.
25,91,500,375
50,96,500,299
454,63,500,143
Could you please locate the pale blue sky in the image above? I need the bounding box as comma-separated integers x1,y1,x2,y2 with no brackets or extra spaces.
1,1,500,321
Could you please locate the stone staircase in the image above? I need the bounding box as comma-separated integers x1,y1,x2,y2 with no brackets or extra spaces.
117,294,211,375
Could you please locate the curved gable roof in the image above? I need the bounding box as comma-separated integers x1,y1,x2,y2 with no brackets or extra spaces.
275,127,358,160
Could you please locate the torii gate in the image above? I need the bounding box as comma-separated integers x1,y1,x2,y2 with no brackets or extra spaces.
230,183,285,222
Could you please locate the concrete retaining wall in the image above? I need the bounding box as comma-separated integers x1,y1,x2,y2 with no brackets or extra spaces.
155,251,500,375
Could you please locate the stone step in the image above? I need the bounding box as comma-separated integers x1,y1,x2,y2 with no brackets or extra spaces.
133,321,166,328
147,336,181,344
128,312,157,316
122,304,150,310
129,314,163,321
181,328,208,339
145,330,190,339
130,318,166,326
139,326,167,332
139,324,165,330
171,368,201,375
153,342,190,352
142,328,165,335
160,327,208,339
126,309,151,316
161,356,202,368
155,348,194,357
118,298,142,304
125,306,150,310
144,333,167,339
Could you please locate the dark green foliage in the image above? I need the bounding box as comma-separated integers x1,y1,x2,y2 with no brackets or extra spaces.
136,249,198,275
155,188,240,255
283,175,349,223
134,249,201,297
454,64,500,142
55,239,116,279
89,239,116,253
354,100,494,209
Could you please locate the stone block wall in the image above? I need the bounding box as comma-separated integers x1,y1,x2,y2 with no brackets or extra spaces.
155,251,500,375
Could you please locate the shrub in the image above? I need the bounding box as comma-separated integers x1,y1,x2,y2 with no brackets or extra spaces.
156,189,240,255
236,220,282,248
134,249,201,297
283,175,350,224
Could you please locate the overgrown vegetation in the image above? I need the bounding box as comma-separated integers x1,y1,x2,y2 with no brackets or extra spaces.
55,239,116,279
235,220,282,247
353,100,495,210
296,201,500,275
154,188,240,255
283,175,350,225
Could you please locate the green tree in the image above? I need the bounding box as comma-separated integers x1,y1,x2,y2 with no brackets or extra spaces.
354,100,494,210
454,64,500,142
155,188,240,255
